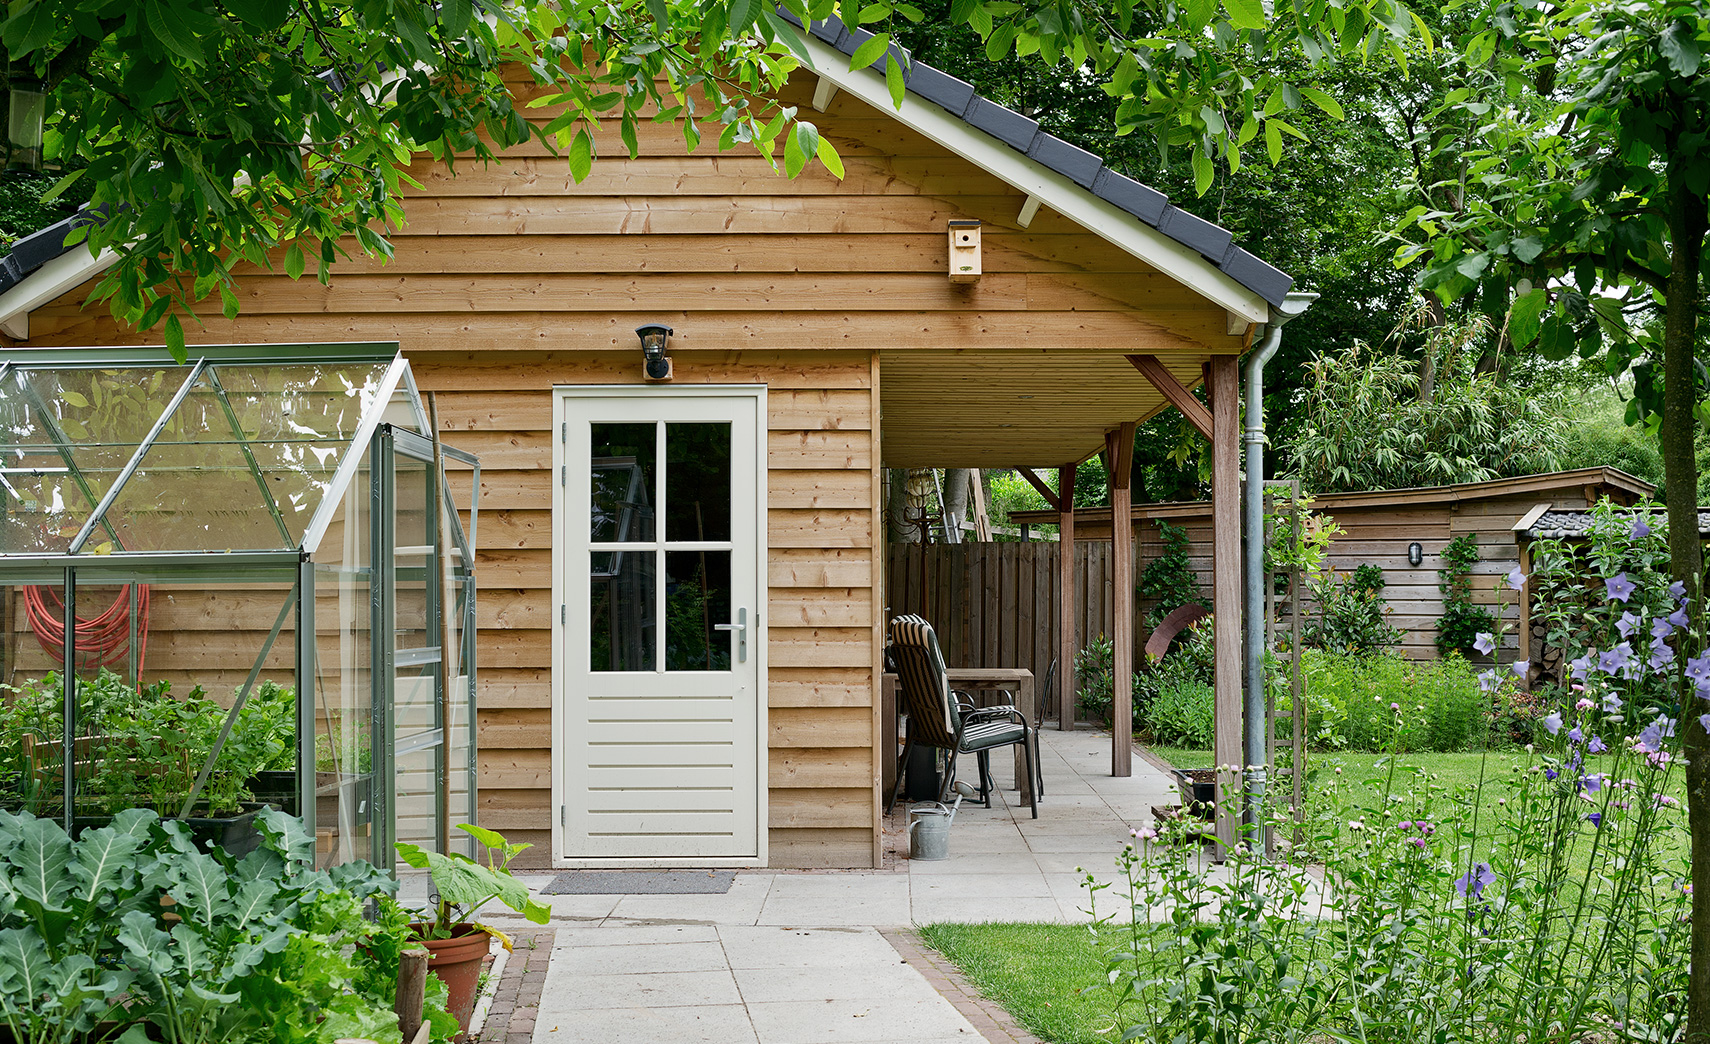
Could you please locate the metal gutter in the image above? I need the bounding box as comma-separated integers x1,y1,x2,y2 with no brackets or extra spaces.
1241,291,1316,840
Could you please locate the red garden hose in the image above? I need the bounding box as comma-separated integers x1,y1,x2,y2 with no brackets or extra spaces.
23,584,149,681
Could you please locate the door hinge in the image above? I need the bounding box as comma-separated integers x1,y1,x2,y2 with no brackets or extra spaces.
561,421,567,443
560,805,566,826
561,604,566,625
560,465,566,486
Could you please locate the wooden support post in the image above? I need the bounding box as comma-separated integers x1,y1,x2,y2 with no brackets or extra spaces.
1209,355,1242,851
395,948,429,1044
1057,464,1077,733
1107,422,1136,777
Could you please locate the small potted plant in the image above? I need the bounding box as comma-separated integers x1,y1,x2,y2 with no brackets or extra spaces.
396,823,551,1039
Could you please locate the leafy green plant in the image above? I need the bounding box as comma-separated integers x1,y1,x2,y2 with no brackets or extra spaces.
0,806,433,1044
1143,675,1214,748
396,823,551,946
0,671,297,818
1303,650,1488,752
1436,534,1497,659
1138,520,1207,614
1072,635,1117,723
1303,563,1403,656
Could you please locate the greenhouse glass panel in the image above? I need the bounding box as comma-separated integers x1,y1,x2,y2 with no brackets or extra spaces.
0,343,477,876
0,366,189,554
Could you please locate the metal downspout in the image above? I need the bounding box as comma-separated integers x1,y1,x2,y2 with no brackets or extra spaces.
1242,292,1317,841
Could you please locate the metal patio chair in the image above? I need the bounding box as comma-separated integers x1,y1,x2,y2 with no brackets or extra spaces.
886,615,1037,819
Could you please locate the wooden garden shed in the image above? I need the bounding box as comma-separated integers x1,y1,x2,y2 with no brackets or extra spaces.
0,21,1293,868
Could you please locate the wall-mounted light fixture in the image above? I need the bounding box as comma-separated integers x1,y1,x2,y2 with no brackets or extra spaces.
7,79,46,171
636,323,674,382
1407,541,1424,567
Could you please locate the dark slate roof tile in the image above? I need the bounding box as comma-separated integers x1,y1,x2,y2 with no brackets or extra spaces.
1091,168,1167,224
1221,248,1294,307
808,18,845,45
1525,509,1710,539
965,97,1039,152
1028,135,1102,188
1156,205,1234,261
906,64,977,118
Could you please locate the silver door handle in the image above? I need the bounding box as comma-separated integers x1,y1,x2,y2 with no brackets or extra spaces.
714,607,747,662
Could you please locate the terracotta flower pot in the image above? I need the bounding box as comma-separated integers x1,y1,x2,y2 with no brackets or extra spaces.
411,922,491,1041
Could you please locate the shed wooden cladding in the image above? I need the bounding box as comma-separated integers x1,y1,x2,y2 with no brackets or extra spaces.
17,65,1255,869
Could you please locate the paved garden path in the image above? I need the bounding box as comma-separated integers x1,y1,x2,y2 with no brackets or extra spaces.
472,726,1181,1044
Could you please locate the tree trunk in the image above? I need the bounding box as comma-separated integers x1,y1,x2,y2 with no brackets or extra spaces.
1664,171,1709,1044
943,468,974,543
885,469,915,544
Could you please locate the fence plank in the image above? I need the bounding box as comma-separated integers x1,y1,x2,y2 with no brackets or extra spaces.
884,540,1138,709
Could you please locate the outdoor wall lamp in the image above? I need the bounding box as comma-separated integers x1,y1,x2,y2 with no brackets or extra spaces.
636,323,674,382
1408,542,1424,567
7,78,46,171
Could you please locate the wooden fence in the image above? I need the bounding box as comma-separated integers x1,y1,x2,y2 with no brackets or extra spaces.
884,540,1138,708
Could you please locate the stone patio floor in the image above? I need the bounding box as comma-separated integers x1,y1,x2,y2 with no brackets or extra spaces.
472,725,1182,1044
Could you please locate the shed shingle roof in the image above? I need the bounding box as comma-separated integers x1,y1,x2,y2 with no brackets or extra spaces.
1525,510,1710,540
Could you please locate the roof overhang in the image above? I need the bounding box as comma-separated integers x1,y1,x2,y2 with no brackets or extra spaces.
798,33,1274,325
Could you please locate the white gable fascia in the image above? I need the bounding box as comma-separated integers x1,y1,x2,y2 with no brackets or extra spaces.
801,36,1271,325
0,246,117,340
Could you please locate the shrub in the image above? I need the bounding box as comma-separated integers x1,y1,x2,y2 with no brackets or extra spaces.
1138,520,1207,614
1073,634,1116,723
1144,674,1214,748
1304,650,1487,752
1303,563,1403,655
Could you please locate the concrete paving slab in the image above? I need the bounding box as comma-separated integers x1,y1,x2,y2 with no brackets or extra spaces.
552,939,732,976
731,962,931,1004
557,968,743,1009
746,997,974,1043
552,923,720,947
533,1003,759,1044
757,895,913,927
909,873,1054,899
718,926,907,969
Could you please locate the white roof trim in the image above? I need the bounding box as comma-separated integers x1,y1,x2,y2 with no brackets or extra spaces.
0,245,117,341
801,36,1271,324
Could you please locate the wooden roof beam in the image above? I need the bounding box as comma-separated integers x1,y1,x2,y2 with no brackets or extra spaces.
1127,354,1214,440
1018,467,1063,512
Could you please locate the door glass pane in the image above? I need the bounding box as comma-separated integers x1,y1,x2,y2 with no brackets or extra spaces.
665,550,731,672
591,423,655,543
665,423,730,542
591,549,655,671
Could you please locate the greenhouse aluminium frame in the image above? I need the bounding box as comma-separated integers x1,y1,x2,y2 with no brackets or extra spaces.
0,342,479,868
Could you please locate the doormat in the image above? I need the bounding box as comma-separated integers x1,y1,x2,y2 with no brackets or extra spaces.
539,870,736,895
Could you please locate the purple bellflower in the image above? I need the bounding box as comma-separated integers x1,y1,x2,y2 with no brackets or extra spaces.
1605,573,1636,602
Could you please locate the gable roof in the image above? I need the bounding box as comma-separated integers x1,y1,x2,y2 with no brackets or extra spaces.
0,29,1294,337
783,13,1292,318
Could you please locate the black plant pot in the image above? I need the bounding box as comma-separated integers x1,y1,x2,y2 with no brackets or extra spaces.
180,803,273,859
1171,768,1217,820
246,770,299,816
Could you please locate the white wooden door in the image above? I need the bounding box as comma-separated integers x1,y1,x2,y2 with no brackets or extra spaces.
554,387,766,865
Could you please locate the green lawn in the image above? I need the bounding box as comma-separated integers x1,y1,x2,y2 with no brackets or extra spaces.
918,923,1116,1044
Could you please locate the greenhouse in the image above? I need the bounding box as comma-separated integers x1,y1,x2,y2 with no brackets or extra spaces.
0,342,478,870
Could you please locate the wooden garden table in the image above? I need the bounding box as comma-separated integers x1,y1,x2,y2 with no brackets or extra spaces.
882,667,1035,806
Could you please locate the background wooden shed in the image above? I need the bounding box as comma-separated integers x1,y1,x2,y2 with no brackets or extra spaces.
0,24,1295,867
1010,467,1652,664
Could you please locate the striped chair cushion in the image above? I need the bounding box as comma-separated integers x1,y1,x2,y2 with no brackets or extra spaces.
960,718,1026,750
889,615,958,748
